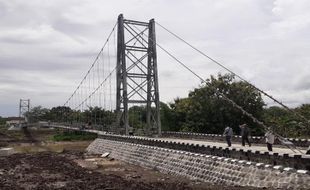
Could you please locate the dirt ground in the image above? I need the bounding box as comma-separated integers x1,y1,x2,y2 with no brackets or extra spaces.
0,150,264,190
0,127,264,190
0,127,56,145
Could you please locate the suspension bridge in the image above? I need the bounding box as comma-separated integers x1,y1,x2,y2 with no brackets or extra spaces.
58,14,308,143
39,14,310,188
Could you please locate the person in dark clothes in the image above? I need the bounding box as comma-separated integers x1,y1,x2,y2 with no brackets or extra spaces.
239,124,251,147
223,126,233,147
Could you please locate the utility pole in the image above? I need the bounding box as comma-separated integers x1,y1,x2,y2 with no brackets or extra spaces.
116,14,161,136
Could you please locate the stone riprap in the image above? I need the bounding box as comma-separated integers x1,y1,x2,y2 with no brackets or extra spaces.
97,134,310,170
162,131,310,148
49,125,310,170
87,138,310,189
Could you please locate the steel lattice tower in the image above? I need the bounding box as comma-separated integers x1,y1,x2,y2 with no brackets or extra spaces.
116,14,161,136
19,99,30,122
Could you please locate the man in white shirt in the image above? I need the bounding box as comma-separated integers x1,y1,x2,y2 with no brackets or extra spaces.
265,129,275,151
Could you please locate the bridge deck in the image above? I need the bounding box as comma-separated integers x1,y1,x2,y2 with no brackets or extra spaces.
51,125,307,156
157,137,307,155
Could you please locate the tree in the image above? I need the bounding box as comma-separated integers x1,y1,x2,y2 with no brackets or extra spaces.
49,106,72,122
160,102,177,131
24,106,50,123
169,73,265,135
263,104,310,137
83,107,116,126
128,106,146,130
0,116,6,125
295,104,310,136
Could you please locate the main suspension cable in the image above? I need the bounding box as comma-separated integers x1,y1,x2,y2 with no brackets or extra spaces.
132,24,303,154
155,21,310,126
131,24,266,127
63,21,118,107
156,41,303,154
74,66,117,110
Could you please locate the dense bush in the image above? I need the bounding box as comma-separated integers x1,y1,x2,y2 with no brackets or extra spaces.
53,131,97,141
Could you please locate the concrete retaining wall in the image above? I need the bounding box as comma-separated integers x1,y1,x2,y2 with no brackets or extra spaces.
87,138,310,189
98,134,310,170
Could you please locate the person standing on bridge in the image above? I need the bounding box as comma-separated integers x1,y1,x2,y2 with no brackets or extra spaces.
223,126,233,147
265,129,275,151
239,124,251,147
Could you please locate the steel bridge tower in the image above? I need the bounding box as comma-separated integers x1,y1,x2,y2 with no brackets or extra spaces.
19,99,30,123
116,14,161,136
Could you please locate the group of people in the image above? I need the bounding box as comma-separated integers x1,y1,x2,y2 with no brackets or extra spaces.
223,124,275,151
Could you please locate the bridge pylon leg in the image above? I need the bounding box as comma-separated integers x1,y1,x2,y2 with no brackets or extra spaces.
116,14,161,136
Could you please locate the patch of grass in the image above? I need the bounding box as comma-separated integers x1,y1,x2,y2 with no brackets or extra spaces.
0,125,8,132
52,131,97,141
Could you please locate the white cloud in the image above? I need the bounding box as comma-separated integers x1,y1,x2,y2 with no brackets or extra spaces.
0,0,310,116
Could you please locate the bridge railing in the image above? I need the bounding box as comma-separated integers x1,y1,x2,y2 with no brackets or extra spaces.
43,122,118,134
39,122,310,147
45,123,310,170
162,131,310,148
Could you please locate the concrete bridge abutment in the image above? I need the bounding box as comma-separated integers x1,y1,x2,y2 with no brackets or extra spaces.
87,137,310,189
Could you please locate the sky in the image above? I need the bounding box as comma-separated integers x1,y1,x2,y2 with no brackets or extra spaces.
0,0,310,117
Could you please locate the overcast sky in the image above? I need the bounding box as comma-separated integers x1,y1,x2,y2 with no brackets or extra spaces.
0,0,310,117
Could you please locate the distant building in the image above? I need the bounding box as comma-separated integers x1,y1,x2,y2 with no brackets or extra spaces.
6,117,25,126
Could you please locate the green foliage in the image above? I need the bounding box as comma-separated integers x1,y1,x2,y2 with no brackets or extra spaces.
128,106,146,129
296,104,310,121
167,73,265,135
49,106,72,122
263,104,310,138
24,106,50,123
161,73,310,138
52,131,97,141
23,106,70,123
127,103,180,132
160,102,176,131
25,105,117,128
0,116,6,125
82,107,116,126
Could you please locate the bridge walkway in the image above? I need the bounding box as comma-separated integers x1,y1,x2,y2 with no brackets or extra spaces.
156,137,307,155
50,124,308,156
